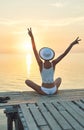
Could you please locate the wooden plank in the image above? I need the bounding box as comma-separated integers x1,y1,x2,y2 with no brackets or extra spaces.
20,104,39,130
0,89,84,107
60,101,84,128
74,100,84,109
18,110,28,129
52,102,65,111
28,103,47,126
45,102,72,130
81,99,84,103
37,102,47,112
67,101,84,118
54,102,84,130
37,102,62,130
59,109,84,130
40,125,51,130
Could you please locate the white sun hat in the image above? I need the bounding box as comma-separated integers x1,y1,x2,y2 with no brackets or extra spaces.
39,47,55,60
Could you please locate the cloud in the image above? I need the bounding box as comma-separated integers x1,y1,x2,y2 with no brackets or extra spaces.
51,3,64,7
0,18,26,26
39,16,84,27
50,1,65,8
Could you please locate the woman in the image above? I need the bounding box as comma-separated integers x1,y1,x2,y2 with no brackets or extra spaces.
25,28,81,95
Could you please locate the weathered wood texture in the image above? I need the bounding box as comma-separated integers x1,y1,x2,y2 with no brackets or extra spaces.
2,89,84,130
18,99,84,130
0,89,84,108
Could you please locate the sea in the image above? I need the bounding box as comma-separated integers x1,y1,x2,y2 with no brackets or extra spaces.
0,53,84,129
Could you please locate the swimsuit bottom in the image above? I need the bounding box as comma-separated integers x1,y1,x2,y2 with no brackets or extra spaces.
41,85,57,95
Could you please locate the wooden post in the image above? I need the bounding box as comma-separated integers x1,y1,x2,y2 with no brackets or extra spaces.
14,113,24,130
4,106,18,130
7,113,13,130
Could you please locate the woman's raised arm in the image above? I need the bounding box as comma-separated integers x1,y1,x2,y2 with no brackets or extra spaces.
28,28,42,66
53,37,81,65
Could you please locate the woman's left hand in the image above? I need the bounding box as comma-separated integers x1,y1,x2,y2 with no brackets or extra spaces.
72,37,81,45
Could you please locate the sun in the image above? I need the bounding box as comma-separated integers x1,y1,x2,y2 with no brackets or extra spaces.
19,40,32,53
24,41,32,51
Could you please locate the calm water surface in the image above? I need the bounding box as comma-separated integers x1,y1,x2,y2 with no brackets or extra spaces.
0,53,84,92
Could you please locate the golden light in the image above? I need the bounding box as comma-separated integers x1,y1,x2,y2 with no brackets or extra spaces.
24,41,32,51
24,40,32,76
26,53,32,76
18,40,32,53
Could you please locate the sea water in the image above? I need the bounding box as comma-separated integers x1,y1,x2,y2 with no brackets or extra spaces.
0,53,84,129
0,53,84,92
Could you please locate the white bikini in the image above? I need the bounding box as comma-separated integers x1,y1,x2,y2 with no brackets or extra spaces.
41,63,57,94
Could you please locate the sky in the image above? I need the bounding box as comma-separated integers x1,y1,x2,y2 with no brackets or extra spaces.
0,0,84,54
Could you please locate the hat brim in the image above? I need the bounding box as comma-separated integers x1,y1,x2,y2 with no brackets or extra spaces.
39,47,55,60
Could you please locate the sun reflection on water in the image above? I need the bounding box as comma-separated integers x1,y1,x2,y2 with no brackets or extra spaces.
26,54,32,77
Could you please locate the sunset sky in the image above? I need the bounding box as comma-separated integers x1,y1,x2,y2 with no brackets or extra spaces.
0,0,84,54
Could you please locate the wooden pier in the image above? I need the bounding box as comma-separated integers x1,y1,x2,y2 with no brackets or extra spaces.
18,99,84,130
0,89,84,130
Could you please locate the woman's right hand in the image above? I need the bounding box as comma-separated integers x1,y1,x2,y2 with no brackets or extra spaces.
27,28,33,38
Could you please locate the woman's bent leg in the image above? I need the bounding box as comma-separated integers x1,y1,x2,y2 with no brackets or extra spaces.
54,77,62,94
25,79,46,95
54,77,62,88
